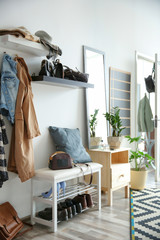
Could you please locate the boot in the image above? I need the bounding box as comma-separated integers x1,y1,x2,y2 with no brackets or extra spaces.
58,202,72,219
73,194,87,209
82,194,94,208
57,208,68,221
65,198,77,216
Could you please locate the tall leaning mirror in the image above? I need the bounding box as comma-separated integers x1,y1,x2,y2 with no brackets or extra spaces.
83,46,108,149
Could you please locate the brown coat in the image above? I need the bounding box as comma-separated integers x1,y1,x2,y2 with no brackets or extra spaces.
8,57,41,182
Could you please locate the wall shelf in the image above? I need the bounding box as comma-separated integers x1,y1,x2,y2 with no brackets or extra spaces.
0,35,48,56
32,75,94,89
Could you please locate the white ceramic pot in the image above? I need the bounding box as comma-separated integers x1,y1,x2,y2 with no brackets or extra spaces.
90,137,102,149
107,136,123,150
130,169,148,190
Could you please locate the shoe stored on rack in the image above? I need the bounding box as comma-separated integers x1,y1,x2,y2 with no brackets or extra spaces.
58,208,68,222
38,207,52,220
65,198,76,216
57,181,66,198
41,187,52,198
38,207,68,222
58,202,72,219
75,202,82,214
82,194,94,208
73,194,87,209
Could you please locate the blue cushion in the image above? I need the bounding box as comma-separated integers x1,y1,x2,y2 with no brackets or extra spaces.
49,126,92,164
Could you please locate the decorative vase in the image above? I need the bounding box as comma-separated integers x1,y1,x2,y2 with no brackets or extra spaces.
107,136,123,150
130,169,148,190
90,137,102,149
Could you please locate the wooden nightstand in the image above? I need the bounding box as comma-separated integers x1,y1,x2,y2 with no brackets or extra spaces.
87,148,130,206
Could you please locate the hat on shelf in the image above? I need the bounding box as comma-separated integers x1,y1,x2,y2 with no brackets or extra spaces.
35,30,62,58
35,30,52,43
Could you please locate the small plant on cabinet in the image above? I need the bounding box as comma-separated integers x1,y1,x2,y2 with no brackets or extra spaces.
103,106,125,149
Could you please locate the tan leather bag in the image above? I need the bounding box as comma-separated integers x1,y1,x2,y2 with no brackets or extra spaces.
0,202,24,240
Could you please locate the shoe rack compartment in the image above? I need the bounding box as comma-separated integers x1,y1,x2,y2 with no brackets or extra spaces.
33,182,97,226
31,164,102,232
33,182,97,205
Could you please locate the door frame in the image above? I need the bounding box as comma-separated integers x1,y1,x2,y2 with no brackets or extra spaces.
135,51,159,181
135,51,155,136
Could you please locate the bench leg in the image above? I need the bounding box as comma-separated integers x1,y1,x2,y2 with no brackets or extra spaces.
31,179,35,225
52,181,57,232
97,169,101,210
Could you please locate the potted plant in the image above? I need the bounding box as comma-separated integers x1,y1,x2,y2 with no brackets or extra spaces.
125,135,155,190
103,106,125,150
89,109,102,148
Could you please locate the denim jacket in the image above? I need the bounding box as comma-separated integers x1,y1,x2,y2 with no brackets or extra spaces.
0,53,19,124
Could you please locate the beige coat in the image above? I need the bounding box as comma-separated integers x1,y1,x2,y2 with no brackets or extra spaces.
8,57,41,182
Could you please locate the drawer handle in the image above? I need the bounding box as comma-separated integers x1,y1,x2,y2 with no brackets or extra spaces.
119,174,124,178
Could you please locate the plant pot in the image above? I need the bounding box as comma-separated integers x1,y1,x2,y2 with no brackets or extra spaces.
107,136,123,150
90,137,102,149
130,169,148,190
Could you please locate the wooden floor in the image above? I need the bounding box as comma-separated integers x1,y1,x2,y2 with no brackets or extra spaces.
16,171,158,240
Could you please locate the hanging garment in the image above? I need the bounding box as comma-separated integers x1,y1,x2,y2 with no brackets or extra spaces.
0,53,19,124
0,111,9,187
8,57,41,182
0,26,40,43
137,94,154,132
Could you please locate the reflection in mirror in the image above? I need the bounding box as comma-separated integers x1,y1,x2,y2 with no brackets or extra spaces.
136,53,155,157
83,46,108,149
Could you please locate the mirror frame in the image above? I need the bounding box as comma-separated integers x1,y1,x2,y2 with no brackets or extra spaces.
83,45,109,149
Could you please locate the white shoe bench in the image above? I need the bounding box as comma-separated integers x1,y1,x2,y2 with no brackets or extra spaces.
31,162,102,232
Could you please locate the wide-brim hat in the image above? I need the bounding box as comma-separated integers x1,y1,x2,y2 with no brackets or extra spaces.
35,30,52,43
35,30,62,57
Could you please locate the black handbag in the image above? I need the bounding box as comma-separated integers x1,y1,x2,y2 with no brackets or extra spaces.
64,66,89,83
145,75,155,93
145,63,155,93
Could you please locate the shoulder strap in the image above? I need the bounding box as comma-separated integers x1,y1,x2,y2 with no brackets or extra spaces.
74,163,93,185
85,163,93,185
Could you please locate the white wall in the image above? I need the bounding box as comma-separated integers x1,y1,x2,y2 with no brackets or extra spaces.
0,0,160,218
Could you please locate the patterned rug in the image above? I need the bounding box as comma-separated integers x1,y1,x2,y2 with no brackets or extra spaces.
130,188,160,240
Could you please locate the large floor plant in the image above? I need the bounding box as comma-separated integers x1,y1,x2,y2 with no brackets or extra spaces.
125,135,155,171
125,135,155,190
